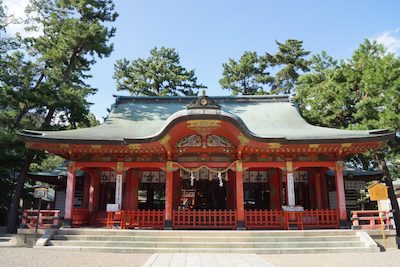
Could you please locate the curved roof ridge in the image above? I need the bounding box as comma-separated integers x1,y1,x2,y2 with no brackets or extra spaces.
19,95,395,144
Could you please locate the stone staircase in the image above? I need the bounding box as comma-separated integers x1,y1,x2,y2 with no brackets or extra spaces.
39,228,380,254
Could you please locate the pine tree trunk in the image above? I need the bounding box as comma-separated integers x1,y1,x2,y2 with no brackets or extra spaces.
6,107,56,233
6,151,34,233
377,152,400,239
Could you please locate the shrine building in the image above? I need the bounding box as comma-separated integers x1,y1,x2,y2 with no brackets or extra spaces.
20,94,394,230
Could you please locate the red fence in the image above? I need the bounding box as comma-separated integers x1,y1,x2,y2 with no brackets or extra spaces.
245,209,339,230
21,209,60,229
122,210,165,229
72,208,90,227
351,210,392,230
173,209,236,229
301,209,339,229
245,210,285,229
101,209,339,230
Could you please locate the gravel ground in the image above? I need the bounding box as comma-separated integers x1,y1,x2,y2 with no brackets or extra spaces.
262,249,400,267
0,247,399,267
0,248,150,267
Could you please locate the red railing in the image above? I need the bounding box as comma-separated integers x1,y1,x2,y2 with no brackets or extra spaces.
245,210,285,229
122,210,165,229
245,209,339,230
301,209,339,229
72,208,90,227
21,209,60,229
351,210,392,230
173,209,236,229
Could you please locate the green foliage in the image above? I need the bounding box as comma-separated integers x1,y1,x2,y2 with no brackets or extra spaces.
296,39,400,178
0,0,117,229
29,154,64,172
114,47,206,96
263,39,310,94
219,51,273,95
220,39,310,95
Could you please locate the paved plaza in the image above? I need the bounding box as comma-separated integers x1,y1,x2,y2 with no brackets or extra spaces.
1,246,400,267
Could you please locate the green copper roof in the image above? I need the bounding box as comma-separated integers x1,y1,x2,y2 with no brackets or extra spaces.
20,95,394,144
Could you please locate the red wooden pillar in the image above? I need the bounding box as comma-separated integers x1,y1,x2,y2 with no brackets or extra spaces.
82,172,90,209
286,161,295,206
173,171,182,209
314,170,323,209
124,170,131,209
319,171,328,209
235,160,245,229
227,170,236,209
269,169,281,210
335,162,348,227
64,162,76,227
128,169,139,210
89,170,100,213
164,161,174,229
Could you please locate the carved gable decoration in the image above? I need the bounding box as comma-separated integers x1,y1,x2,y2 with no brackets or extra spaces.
187,94,221,110
176,135,202,148
207,135,234,148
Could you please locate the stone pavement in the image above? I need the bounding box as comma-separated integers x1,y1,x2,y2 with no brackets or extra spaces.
142,253,275,267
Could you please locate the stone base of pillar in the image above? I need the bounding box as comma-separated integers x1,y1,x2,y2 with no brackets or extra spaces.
164,220,173,230
236,220,245,230
63,219,72,228
339,220,350,229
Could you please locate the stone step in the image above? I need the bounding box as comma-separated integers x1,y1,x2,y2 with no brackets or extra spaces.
50,240,366,248
36,245,380,254
57,229,357,237
52,234,360,242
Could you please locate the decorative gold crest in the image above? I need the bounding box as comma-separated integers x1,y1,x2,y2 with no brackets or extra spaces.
187,120,221,135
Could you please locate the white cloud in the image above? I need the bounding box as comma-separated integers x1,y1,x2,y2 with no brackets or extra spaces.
373,29,400,55
4,0,41,38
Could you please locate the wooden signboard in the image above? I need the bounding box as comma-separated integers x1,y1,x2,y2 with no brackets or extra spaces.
368,182,388,201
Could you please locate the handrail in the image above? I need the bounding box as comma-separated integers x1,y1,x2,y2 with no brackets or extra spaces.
21,209,60,229
351,210,392,230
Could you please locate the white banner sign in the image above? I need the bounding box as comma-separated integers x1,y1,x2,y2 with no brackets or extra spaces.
115,174,123,208
287,172,295,206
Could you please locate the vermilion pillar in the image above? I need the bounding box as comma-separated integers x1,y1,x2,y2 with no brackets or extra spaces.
64,162,76,227
235,160,245,229
82,172,90,209
269,169,281,210
164,162,174,229
335,161,348,227
129,170,139,210
88,170,100,213
314,170,323,209
286,161,295,206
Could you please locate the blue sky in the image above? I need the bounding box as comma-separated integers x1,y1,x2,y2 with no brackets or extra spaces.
5,0,400,120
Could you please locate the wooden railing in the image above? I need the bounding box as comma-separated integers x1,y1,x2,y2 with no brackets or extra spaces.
245,210,285,229
245,209,339,230
173,209,236,229
21,209,60,229
72,208,90,227
122,210,165,229
301,209,339,229
351,210,392,230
